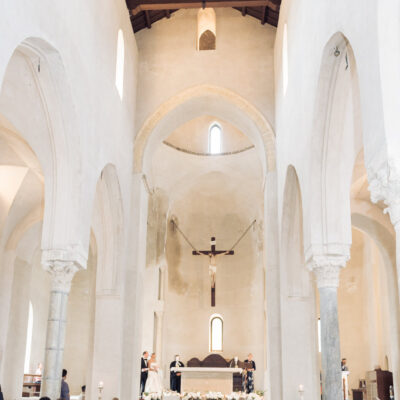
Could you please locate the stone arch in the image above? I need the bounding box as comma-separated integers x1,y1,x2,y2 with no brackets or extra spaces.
92,163,124,294
281,165,310,297
307,32,363,258
0,37,85,262
279,165,319,400
133,85,275,178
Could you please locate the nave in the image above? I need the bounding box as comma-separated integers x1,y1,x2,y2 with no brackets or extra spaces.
1,1,400,400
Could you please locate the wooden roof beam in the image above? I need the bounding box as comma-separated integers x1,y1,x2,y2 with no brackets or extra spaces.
145,10,152,27
129,1,279,16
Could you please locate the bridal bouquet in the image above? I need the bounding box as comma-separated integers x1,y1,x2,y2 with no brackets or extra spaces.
182,391,202,400
204,392,224,400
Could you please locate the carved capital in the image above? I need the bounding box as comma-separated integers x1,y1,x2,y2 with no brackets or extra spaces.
308,254,349,289
368,158,400,227
42,245,87,293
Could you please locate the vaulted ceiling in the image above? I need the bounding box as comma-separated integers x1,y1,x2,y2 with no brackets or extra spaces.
125,0,281,33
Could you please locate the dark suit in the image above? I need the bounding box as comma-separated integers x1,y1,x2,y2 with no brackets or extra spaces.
170,360,184,392
140,357,149,394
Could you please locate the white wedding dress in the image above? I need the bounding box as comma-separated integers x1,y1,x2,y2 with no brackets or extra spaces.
144,362,163,394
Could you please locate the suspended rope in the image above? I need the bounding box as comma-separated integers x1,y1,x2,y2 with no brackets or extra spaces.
170,219,199,252
228,219,257,251
170,218,257,253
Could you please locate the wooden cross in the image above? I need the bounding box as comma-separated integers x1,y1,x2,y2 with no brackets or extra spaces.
192,237,234,307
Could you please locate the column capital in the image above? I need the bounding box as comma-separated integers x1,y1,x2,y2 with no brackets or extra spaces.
42,246,87,292
368,158,400,227
308,254,349,289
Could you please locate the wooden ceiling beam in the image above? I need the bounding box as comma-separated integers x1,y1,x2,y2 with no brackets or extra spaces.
261,5,268,24
241,7,246,16
144,10,152,27
129,1,278,16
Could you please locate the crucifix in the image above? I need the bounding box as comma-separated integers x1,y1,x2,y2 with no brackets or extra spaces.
192,237,234,307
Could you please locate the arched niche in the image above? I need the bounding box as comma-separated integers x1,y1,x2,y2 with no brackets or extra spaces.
197,8,216,51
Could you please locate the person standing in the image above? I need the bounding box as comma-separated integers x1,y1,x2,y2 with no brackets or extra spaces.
141,351,149,395
60,369,70,400
244,353,256,393
170,355,184,393
144,353,163,394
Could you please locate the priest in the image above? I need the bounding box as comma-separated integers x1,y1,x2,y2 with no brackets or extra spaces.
170,355,184,393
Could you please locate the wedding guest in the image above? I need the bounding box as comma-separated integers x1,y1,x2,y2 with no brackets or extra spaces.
35,363,43,382
0,385,4,400
170,354,184,393
141,351,149,395
60,369,70,400
78,385,86,400
341,358,348,371
244,353,256,393
39,398,50,400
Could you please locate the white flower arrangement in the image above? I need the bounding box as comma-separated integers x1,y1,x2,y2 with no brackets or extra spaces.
225,392,242,400
246,393,262,400
163,390,179,397
204,392,224,400
182,391,202,400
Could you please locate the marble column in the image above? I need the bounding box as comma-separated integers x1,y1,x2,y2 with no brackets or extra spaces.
310,254,348,400
40,251,84,400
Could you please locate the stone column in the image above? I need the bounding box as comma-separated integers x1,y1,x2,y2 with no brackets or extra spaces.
309,254,348,400
40,250,85,400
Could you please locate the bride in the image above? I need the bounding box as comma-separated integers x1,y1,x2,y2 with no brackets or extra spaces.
144,353,163,394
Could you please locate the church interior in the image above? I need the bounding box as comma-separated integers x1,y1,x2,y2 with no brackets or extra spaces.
0,1,399,400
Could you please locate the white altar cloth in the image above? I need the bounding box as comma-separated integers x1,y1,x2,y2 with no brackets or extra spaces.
171,367,242,394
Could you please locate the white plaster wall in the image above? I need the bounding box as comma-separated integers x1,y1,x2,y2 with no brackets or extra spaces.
147,139,265,390
135,8,276,133
338,228,392,392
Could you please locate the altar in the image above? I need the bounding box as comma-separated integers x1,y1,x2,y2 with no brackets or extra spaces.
171,367,242,394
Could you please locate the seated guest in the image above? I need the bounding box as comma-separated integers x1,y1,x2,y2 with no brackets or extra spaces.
244,353,256,393
78,385,86,400
39,398,51,400
60,369,70,400
170,354,184,393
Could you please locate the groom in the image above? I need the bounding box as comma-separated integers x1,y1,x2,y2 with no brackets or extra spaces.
170,355,184,393
140,351,149,395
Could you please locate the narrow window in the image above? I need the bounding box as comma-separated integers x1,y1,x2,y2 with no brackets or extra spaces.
115,29,125,99
317,318,321,353
210,314,223,352
197,8,216,50
282,23,288,95
209,123,222,154
24,302,33,373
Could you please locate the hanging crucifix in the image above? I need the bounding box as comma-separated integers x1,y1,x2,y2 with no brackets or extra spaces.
192,237,234,307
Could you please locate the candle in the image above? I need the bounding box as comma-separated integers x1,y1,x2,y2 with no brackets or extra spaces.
298,384,304,392
98,381,104,389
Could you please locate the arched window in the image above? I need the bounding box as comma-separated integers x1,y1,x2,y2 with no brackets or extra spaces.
24,302,33,373
282,23,288,95
210,314,223,352
197,8,216,50
115,29,125,99
208,123,222,154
